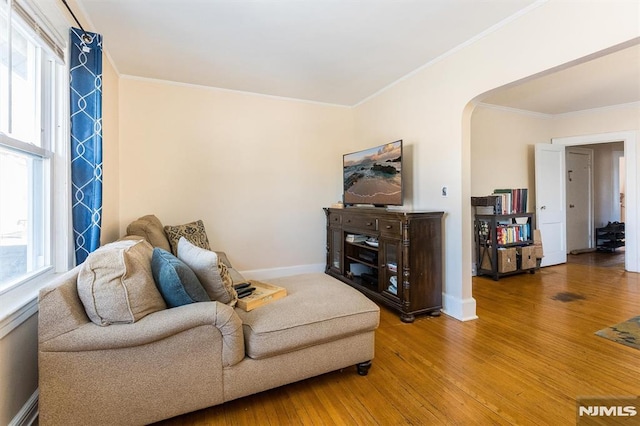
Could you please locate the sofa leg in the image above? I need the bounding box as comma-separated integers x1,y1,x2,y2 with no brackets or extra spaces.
356,360,372,376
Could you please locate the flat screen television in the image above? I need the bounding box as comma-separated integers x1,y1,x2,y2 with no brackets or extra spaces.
343,140,403,207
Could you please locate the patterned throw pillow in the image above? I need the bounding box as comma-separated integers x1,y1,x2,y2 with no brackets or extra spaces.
164,219,211,255
177,237,238,307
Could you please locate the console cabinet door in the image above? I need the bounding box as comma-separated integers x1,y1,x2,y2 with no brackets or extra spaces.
328,227,343,274
380,238,402,302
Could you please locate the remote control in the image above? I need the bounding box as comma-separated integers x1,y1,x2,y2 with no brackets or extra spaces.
237,287,256,298
234,282,251,290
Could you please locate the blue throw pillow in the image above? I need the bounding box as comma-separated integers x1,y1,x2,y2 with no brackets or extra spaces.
151,248,211,308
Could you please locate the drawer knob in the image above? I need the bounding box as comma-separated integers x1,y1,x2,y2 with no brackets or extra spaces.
367,222,373,226
386,225,392,229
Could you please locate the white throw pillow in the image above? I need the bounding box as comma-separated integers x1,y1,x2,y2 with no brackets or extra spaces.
177,237,238,306
77,239,167,326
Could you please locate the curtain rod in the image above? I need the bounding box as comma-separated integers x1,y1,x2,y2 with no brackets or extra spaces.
60,0,86,33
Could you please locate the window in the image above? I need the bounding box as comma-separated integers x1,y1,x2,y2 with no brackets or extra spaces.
0,0,66,295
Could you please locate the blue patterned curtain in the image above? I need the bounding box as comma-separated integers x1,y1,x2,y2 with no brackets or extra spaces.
70,28,103,264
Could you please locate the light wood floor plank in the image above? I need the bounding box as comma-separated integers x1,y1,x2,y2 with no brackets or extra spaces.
154,254,639,425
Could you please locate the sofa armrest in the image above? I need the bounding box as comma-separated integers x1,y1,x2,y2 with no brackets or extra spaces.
39,301,244,367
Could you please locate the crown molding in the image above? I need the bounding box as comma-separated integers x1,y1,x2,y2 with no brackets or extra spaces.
475,100,640,119
120,74,351,108
474,102,553,119
553,101,640,118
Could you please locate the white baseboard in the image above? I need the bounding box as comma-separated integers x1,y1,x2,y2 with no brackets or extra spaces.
9,389,38,426
239,263,325,281
442,293,478,321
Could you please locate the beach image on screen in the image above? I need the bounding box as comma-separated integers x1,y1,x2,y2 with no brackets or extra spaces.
343,141,402,205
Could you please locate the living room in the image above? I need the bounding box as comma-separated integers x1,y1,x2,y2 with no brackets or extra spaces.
1,0,639,424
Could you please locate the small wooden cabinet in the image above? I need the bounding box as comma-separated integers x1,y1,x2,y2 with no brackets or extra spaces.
324,208,444,323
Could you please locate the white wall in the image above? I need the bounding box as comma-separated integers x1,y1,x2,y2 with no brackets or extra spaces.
101,52,121,244
353,0,640,320
470,106,551,207
118,77,354,272
0,315,38,426
551,103,640,137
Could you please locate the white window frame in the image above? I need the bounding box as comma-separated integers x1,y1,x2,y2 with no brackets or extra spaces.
0,0,71,339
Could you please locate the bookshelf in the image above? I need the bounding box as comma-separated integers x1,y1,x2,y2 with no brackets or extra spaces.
474,212,537,281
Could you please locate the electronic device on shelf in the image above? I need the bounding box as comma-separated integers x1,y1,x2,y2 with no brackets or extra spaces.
358,251,376,263
360,273,379,285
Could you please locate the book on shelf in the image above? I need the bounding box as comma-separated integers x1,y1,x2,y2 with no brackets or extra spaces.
495,222,531,245
491,188,528,214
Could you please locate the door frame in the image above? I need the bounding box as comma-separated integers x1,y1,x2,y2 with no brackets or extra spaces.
552,131,638,272
612,150,624,221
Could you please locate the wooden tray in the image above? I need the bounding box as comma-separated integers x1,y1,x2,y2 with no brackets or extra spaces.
236,280,287,312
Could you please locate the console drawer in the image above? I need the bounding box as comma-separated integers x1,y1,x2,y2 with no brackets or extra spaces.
379,219,402,237
343,215,378,232
328,211,342,225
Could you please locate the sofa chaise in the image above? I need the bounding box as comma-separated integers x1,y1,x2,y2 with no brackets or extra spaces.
38,216,380,425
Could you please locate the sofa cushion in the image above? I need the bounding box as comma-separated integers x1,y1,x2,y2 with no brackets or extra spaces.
164,219,211,255
177,238,238,306
151,248,211,308
126,214,172,252
235,273,380,360
77,239,166,326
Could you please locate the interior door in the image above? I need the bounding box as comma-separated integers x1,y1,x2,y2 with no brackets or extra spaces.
566,148,593,252
535,143,567,266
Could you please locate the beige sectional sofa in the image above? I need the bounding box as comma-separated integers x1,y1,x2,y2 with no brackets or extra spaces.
38,216,379,425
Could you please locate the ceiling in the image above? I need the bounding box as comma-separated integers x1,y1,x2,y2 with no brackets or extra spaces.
480,43,640,115
68,0,639,111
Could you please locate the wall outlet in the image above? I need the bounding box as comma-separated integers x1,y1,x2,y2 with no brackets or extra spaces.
441,186,448,197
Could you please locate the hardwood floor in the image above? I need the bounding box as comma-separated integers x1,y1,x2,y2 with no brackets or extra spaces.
156,261,639,425
567,247,625,268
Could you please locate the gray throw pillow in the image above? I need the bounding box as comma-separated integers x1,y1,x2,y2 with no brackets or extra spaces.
177,237,238,307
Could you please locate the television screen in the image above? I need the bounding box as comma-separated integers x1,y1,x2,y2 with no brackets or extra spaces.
343,140,403,206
